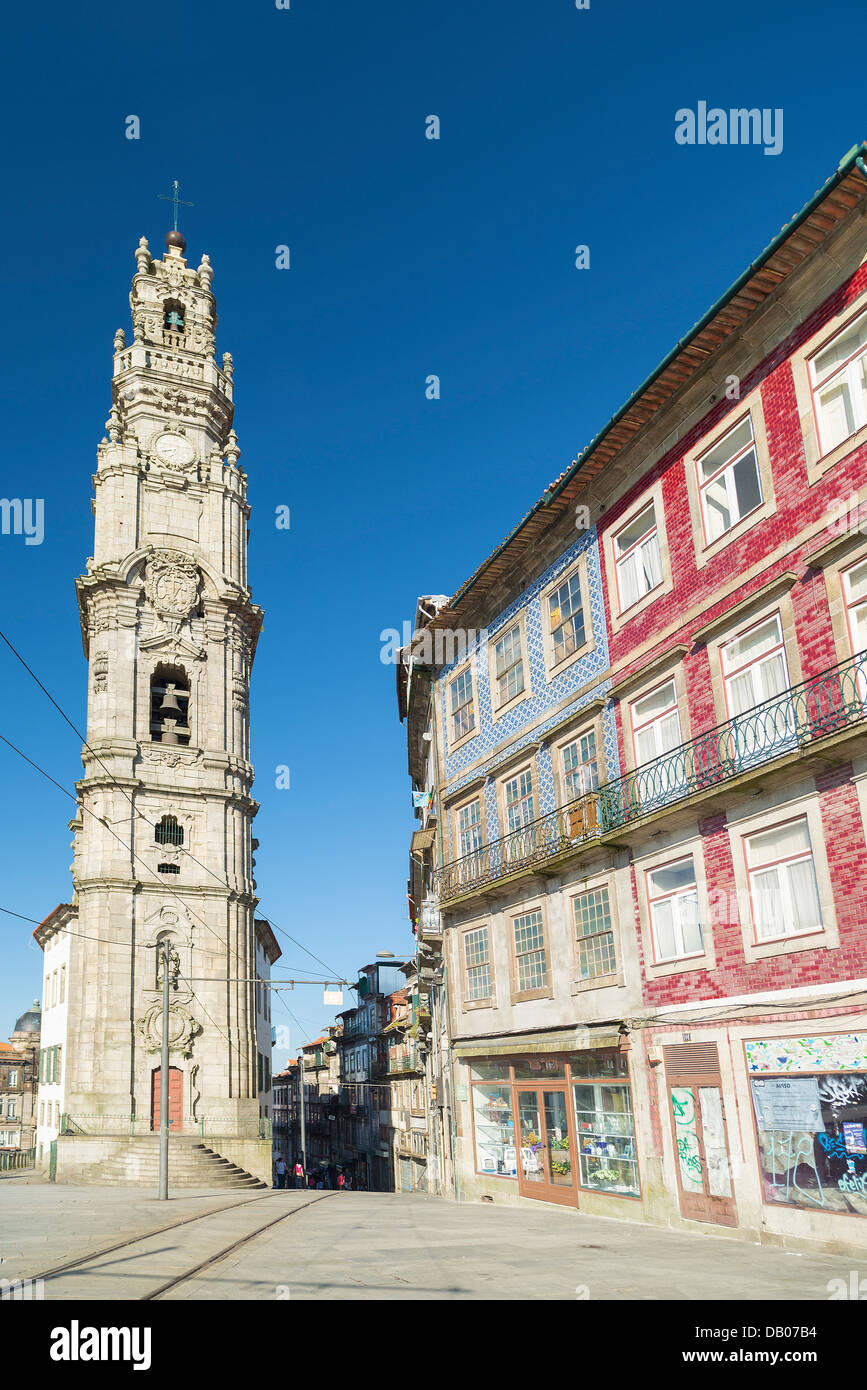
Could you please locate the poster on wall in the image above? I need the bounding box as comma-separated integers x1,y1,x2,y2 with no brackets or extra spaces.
751,1076,824,1132
843,1122,867,1156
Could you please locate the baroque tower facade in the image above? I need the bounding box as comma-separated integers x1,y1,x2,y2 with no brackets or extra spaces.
57,226,266,1179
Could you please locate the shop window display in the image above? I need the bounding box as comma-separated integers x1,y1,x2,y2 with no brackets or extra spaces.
473,1084,517,1176
573,1081,640,1197
751,1071,867,1216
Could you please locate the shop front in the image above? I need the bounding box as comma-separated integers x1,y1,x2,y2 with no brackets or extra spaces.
466,1047,641,1210
745,1031,867,1221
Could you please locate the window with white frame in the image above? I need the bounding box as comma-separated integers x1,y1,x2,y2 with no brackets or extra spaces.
696,415,763,542
456,799,483,858
59,964,66,1004
631,681,682,766
573,885,617,980
512,909,547,991
463,926,492,1001
647,857,704,962
504,769,534,833
449,667,475,743
721,614,790,717
614,502,662,611
6,1099,17,1119
809,307,867,456
493,625,525,707
745,818,822,941
546,570,585,664
8,1070,17,1087
843,557,867,656
561,729,599,801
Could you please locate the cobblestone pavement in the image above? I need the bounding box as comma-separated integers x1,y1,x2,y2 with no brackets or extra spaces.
3,1185,867,1301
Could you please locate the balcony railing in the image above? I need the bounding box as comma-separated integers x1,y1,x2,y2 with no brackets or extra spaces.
388,1056,418,1074
435,650,867,902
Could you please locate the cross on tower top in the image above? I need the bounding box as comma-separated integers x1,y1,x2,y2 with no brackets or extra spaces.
158,179,194,233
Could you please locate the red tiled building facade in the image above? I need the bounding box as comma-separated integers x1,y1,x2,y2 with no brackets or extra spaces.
405,146,867,1253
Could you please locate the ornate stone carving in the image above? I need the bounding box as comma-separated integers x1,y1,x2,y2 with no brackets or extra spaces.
140,743,203,769
232,674,248,712
92,653,109,693
136,1000,201,1057
189,1063,201,1120
144,549,199,620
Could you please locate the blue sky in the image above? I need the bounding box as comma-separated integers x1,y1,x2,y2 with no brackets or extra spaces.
0,0,862,1066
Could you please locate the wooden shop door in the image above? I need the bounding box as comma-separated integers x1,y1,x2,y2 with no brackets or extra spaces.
664,1043,737,1227
515,1084,577,1206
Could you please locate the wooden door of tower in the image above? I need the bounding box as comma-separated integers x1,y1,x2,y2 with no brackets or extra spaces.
151,1066,183,1131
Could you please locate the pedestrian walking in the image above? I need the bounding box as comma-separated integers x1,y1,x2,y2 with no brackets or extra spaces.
274,1157,287,1189
337,1172,345,1191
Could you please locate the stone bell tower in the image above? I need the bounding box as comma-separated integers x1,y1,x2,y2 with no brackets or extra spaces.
57,221,269,1181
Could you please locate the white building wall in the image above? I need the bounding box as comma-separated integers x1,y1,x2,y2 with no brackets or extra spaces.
36,929,70,1161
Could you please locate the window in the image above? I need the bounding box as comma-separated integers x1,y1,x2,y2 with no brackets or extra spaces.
631,681,681,767
696,415,763,542
7,1099,17,1119
155,815,184,846
843,557,867,656
745,818,822,941
573,1078,639,1197
513,909,547,992
504,770,534,834
647,857,703,962
750,1062,867,1217
561,730,599,801
573,886,617,980
546,571,585,664
614,502,662,611
493,626,525,707
809,307,867,456
150,665,191,745
157,863,181,875
472,1083,516,1176
456,799,482,858
463,926,492,1001
163,298,185,332
448,668,475,743
59,965,66,1004
721,615,790,718
8,1070,17,1087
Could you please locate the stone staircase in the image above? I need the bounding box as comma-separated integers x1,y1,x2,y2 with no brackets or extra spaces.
71,1135,267,1189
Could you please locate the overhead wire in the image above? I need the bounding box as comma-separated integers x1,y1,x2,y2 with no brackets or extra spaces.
0,623,352,985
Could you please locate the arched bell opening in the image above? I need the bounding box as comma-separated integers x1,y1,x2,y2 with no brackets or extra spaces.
150,664,191,745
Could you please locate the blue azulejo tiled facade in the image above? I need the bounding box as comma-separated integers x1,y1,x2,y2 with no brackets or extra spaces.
438,528,617,850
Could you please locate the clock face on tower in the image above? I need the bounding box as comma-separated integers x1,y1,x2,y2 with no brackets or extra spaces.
152,432,196,469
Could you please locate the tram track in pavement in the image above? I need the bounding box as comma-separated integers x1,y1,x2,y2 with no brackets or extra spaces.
24,1190,339,1300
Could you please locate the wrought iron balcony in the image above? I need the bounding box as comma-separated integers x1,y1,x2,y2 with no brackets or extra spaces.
435,650,867,902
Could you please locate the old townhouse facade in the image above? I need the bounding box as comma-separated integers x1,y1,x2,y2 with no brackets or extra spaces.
0,1003,40,1155
403,145,867,1254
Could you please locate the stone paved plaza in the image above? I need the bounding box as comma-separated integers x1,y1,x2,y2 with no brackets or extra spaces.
3,1179,867,1301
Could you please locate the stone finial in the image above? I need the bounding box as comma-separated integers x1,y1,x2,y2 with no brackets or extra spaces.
225,429,241,467
197,253,214,291
135,237,152,275
113,328,126,352
105,405,122,443
222,351,234,381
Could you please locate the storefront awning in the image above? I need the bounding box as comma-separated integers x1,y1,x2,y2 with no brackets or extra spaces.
452,1026,622,1058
